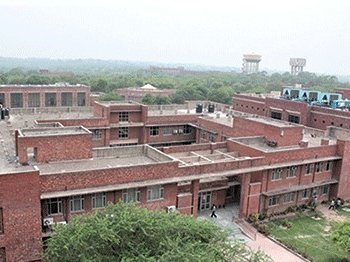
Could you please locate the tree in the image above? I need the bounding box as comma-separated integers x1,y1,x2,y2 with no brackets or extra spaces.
332,220,350,253
44,203,271,261
142,94,156,104
98,92,123,102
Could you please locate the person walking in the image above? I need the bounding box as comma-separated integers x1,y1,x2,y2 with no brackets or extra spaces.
329,199,335,210
210,204,217,218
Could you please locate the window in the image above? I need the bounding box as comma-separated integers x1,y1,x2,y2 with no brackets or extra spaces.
45,93,57,107
122,188,140,203
287,166,297,178
271,168,283,180
118,127,128,139
325,161,332,171
0,208,3,234
288,114,300,124
284,192,295,202
163,127,173,136
28,93,40,107
10,93,23,108
119,112,129,122
46,198,62,215
305,164,314,175
92,193,106,209
315,162,323,173
61,92,73,106
147,185,164,201
302,189,310,199
70,195,84,212
271,111,282,120
209,133,216,142
77,92,86,106
0,93,4,106
92,129,102,140
268,196,279,206
183,125,192,134
322,185,329,195
150,127,159,136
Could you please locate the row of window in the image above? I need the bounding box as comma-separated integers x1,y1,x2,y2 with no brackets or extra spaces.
46,186,164,215
305,161,332,174
268,185,329,206
271,161,333,181
1,92,86,108
113,126,193,140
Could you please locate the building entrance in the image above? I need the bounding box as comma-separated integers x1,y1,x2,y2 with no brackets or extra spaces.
198,192,212,211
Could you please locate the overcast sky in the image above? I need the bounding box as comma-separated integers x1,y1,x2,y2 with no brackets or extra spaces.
0,0,350,74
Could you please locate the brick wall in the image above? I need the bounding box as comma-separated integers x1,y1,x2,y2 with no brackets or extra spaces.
0,170,42,261
17,132,93,164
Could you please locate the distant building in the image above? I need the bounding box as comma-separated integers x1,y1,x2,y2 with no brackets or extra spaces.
242,53,262,74
0,83,90,109
115,84,176,102
149,66,185,75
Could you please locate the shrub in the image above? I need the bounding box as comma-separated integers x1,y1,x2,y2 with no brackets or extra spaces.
257,223,270,235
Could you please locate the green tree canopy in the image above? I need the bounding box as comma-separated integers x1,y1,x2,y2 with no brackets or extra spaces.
44,203,270,262
332,220,350,253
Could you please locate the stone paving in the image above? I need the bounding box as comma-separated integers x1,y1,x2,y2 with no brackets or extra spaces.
198,203,249,242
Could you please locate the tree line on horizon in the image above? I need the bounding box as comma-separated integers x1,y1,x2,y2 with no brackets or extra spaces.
1,67,349,105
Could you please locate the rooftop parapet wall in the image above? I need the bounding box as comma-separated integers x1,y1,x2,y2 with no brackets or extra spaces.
233,94,266,103
39,161,180,193
146,114,200,125
16,126,93,164
161,142,227,154
231,136,338,164
232,117,304,147
92,145,173,162
36,117,109,128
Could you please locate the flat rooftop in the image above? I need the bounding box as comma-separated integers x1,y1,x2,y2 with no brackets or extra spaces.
37,145,175,175
0,84,89,88
245,116,299,128
0,110,93,173
19,126,90,137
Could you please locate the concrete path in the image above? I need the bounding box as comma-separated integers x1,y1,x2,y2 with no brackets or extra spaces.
198,205,306,262
247,233,306,262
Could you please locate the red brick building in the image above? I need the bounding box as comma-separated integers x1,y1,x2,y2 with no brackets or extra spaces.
0,97,350,260
232,92,350,130
0,84,90,109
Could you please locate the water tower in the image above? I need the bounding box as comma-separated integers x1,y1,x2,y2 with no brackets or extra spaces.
242,53,262,74
290,58,306,75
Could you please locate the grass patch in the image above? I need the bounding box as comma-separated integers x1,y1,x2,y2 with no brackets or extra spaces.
337,208,350,218
268,214,350,262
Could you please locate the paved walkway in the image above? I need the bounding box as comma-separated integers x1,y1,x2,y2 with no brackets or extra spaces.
247,233,306,262
198,205,306,262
